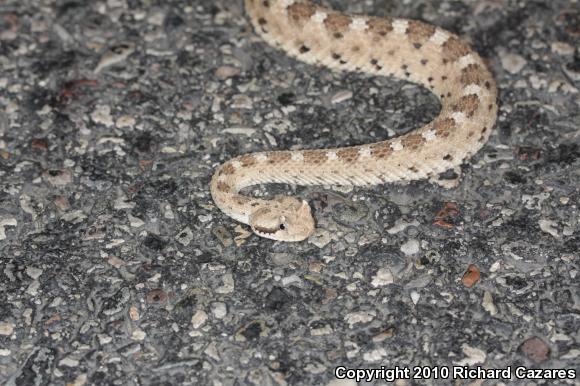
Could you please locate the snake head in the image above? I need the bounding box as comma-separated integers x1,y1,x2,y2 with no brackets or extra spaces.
249,198,315,241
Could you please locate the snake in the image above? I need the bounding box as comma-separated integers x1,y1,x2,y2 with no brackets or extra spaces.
210,0,498,241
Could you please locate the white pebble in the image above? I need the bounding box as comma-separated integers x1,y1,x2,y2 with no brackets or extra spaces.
90,105,114,127
482,291,498,315
400,239,420,255
131,329,146,341
59,357,79,367
344,311,376,328
538,219,559,238
371,268,394,287
211,302,227,319
0,217,18,240
26,266,43,280
191,309,208,329
455,344,487,366
500,52,527,74
215,273,235,294
362,347,387,362
116,115,136,128
0,322,14,336
331,90,353,104
410,291,420,305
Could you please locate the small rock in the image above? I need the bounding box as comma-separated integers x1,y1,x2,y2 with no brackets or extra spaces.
548,79,578,94
60,210,87,224
529,74,547,89
561,349,580,360
113,194,135,210
462,264,480,288
128,214,144,228
191,309,208,329
26,266,43,280
410,291,420,304
107,256,125,269
281,274,302,286
211,302,227,319
372,328,395,342
215,66,241,79
363,347,387,362
455,344,486,366
270,252,295,266
230,94,253,109
0,217,17,240
31,138,48,151
0,322,14,336
344,310,376,328
500,52,527,74
116,115,136,128
519,336,550,363
98,334,113,345
371,268,394,287
333,201,368,225
43,169,73,186
102,287,131,315
326,379,357,386
53,196,70,211
538,219,559,238
310,324,333,336
147,11,165,26
204,342,221,361
387,218,420,234
129,306,140,321
176,226,194,246
304,362,327,374
90,105,114,127
119,343,141,357
563,61,580,81
489,260,501,273
400,239,420,256
309,261,324,273
69,373,88,386
551,41,575,56
59,356,79,367
131,329,146,341
234,224,252,247
221,127,256,136
94,43,135,73
405,275,432,289
331,90,353,104
323,288,337,304
26,281,40,296
215,272,234,294
309,229,332,248
212,225,233,247
482,290,498,316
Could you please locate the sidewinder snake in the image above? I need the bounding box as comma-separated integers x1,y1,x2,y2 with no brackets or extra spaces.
210,0,498,241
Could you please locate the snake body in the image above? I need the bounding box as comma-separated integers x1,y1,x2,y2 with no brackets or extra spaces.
210,0,498,241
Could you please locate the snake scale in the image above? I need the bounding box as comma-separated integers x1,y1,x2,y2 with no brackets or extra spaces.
210,0,498,241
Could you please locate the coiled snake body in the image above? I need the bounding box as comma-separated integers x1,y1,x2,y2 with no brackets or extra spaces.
211,0,498,241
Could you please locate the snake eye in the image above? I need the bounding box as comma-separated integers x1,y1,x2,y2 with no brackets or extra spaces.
279,224,286,230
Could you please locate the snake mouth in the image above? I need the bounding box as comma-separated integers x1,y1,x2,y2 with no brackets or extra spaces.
252,225,279,236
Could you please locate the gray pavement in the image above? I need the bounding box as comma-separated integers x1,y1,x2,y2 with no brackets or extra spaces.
0,0,578,385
